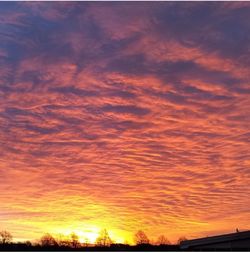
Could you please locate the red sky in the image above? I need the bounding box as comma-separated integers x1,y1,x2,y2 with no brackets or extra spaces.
0,1,250,244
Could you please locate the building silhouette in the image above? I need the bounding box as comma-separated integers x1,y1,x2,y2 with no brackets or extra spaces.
180,230,250,250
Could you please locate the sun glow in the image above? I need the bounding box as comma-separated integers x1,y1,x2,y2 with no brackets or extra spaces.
51,224,130,244
53,226,100,244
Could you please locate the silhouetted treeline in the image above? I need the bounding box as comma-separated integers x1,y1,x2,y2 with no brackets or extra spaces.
0,229,183,251
0,243,180,252
2,229,250,251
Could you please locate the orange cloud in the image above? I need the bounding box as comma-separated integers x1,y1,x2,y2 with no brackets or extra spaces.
0,1,250,245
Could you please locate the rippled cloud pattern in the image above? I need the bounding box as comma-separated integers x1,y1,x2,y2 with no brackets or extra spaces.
0,2,250,243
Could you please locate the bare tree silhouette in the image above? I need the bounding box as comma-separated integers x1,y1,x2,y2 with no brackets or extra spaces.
83,237,90,247
0,231,12,244
134,230,150,245
95,229,112,247
40,233,58,247
56,234,69,247
177,236,187,244
70,232,80,248
156,235,170,245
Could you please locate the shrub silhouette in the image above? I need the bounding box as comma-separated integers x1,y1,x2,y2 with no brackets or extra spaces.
25,240,32,247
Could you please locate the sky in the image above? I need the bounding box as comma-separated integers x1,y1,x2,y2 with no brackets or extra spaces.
0,1,250,245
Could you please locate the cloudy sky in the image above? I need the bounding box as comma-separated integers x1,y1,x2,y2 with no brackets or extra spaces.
0,1,250,244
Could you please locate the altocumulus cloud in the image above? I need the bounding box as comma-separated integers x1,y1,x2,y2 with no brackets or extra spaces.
0,1,250,243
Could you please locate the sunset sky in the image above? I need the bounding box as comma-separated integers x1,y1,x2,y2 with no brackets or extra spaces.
0,1,250,245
